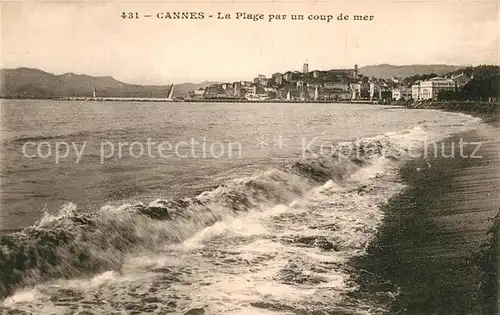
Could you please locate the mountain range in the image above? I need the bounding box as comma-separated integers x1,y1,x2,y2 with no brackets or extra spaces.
0,68,212,99
0,65,465,99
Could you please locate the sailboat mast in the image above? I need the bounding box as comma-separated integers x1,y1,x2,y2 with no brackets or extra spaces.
168,84,174,99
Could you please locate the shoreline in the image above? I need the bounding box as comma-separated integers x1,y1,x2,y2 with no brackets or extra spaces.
351,118,500,313
406,101,499,126
1,97,374,104
2,98,498,117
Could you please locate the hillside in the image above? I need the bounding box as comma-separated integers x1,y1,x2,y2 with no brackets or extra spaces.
0,68,212,99
359,64,464,79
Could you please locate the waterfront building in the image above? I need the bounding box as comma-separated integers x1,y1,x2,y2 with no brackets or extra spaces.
241,84,255,95
350,83,361,100
299,88,306,100
233,82,242,98
272,73,283,85
253,74,268,86
323,82,349,91
320,90,351,101
203,83,239,99
188,88,205,100
392,87,412,101
223,83,235,97
203,84,221,98
412,83,421,100
417,77,456,100
264,87,278,99
392,89,402,101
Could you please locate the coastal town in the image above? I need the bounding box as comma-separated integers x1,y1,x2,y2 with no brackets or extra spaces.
1,64,497,106
187,61,475,103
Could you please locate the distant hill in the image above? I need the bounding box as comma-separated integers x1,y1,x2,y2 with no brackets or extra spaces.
0,68,212,99
358,64,465,79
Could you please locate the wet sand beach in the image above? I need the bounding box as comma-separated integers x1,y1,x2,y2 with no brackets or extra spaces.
353,119,500,314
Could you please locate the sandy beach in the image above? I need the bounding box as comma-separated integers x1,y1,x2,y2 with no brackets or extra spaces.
353,116,500,314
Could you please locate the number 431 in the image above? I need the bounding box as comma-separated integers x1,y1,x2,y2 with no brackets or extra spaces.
121,12,139,19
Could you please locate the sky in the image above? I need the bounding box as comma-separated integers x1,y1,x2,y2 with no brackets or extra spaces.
1,1,498,84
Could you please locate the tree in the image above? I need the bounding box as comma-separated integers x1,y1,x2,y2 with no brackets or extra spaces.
437,89,458,101
461,75,500,101
403,73,439,86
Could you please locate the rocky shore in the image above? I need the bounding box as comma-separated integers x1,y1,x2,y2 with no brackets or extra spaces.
406,100,498,115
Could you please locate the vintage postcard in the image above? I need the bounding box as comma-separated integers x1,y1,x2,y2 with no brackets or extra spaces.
0,1,499,314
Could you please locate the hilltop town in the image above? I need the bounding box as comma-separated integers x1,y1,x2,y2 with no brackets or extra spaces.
1,65,497,105
188,62,496,103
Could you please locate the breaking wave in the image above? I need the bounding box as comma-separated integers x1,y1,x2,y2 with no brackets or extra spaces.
0,126,447,314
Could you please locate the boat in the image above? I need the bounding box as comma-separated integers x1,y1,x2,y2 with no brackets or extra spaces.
165,84,174,102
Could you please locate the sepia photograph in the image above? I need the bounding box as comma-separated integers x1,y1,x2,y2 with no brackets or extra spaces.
0,1,499,314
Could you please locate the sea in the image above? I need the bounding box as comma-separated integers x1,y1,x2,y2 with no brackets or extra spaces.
0,100,485,314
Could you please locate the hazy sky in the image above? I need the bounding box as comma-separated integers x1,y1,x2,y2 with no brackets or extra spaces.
1,1,498,84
